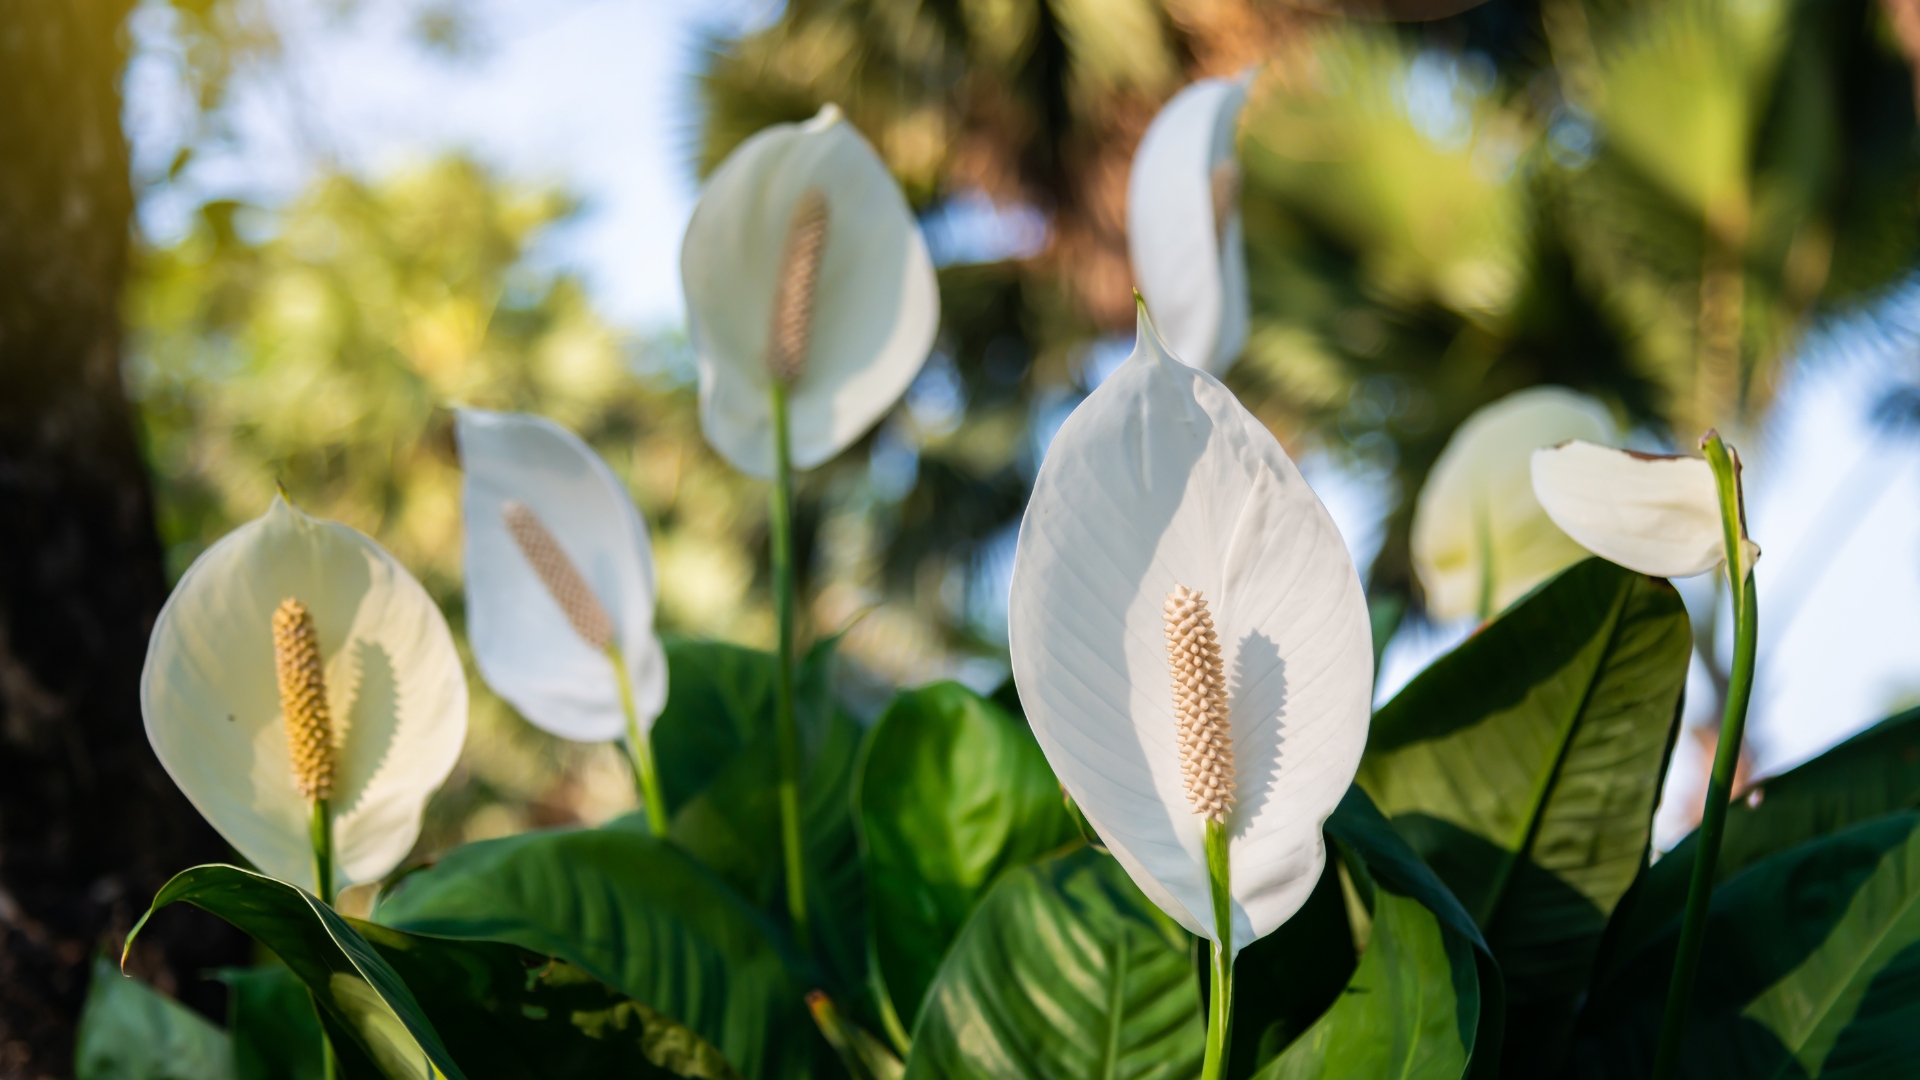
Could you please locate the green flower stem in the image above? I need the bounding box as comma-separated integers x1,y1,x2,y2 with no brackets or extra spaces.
1200,818,1234,1080
310,797,339,1080
609,644,669,836
309,798,334,906
1651,432,1758,1080
768,381,811,953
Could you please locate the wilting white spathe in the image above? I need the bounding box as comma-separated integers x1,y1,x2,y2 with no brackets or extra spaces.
141,497,466,892
1412,387,1618,620
681,104,939,479
1126,75,1252,375
1008,305,1373,951
1532,440,1759,579
457,408,667,743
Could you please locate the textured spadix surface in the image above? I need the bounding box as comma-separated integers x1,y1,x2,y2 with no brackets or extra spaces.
681,104,939,479
1008,307,1372,951
1127,75,1251,375
141,497,466,891
1531,439,1752,580
1412,387,1618,620
457,408,666,743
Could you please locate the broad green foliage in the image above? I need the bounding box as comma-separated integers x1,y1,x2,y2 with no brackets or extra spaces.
855,681,1078,1030
131,863,734,1079
373,826,810,1080
214,965,324,1080
1360,558,1689,1066
1574,813,1920,1077
654,637,871,1016
76,956,233,1080
903,846,1207,1079
1256,786,1500,1080
1601,704,1920,986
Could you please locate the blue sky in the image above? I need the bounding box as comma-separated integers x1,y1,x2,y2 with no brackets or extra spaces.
124,0,1920,818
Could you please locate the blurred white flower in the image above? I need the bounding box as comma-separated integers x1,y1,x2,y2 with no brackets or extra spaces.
1532,438,1759,580
456,408,667,744
1412,386,1618,620
141,496,466,892
680,104,940,479
1008,304,1373,951
1127,75,1252,375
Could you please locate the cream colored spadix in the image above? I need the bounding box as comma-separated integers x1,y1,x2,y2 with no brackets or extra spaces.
1531,438,1760,580
1008,304,1373,952
1412,387,1619,621
141,496,466,892
681,104,939,479
456,408,666,743
1127,74,1252,375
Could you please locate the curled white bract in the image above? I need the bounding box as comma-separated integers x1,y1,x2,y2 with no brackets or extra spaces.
1008,304,1373,952
681,104,940,479
140,497,467,891
457,408,667,743
1413,387,1618,620
1127,75,1251,375
1531,439,1758,579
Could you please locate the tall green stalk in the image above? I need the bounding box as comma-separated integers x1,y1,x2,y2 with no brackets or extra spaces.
768,382,810,952
610,644,669,836
309,798,338,1080
1651,432,1758,1080
1199,819,1235,1080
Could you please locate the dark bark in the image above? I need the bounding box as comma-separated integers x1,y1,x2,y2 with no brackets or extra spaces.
0,2,246,1076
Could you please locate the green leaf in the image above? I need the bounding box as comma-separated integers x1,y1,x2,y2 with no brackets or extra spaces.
1255,785,1500,1080
76,955,233,1080
1600,704,1920,985
213,965,324,1080
854,681,1079,1028
902,846,1206,1079
136,864,740,1080
1572,812,1920,1077
128,864,463,1080
1358,558,1688,1065
654,637,870,1007
374,825,816,1080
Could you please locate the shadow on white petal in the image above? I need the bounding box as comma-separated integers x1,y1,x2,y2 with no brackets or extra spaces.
1228,631,1286,829
332,639,400,820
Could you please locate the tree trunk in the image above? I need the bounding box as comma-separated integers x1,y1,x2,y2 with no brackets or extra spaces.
0,2,247,1075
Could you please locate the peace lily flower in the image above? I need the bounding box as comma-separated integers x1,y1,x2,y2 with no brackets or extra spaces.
680,102,940,480
1412,386,1619,621
141,496,466,900
1009,301,1372,1079
1533,430,1760,1075
1530,436,1760,582
1127,74,1252,375
456,408,671,830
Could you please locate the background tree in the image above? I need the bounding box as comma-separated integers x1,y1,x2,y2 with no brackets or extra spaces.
0,1,248,1074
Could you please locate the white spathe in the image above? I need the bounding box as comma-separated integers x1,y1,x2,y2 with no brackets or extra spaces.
1531,439,1758,580
1008,305,1373,952
681,104,940,479
1412,387,1619,620
457,408,667,743
141,497,467,892
1127,75,1251,375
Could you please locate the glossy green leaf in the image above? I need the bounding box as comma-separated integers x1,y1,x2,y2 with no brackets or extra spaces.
1573,812,1920,1077
374,825,815,1079
1601,704,1920,984
902,846,1206,1079
128,864,463,1079
655,637,869,1007
855,681,1078,1028
135,863,739,1080
1255,784,1500,1080
1359,558,1688,1065
214,965,324,1080
76,955,233,1080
